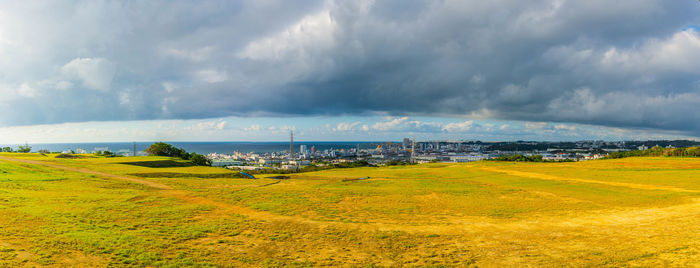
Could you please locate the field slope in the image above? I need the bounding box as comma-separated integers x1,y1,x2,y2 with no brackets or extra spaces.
0,153,698,267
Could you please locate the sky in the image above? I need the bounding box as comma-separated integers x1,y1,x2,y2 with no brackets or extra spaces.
0,0,699,143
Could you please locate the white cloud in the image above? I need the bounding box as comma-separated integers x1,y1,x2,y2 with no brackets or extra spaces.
525,122,548,129
61,57,115,91
215,121,227,130
55,80,73,90
441,120,474,132
162,82,177,93
118,91,131,106
554,124,577,131
162,46,215,62
0,83,39,102
245,124,263,131
371,117,409,131
599,30,700,75
238,11,337,62
17,83,38,98
334,121,362,131
195,69,228,83
470,74,484,84
188,120,228,131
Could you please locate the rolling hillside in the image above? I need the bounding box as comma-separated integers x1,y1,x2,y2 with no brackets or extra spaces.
0,153,698,266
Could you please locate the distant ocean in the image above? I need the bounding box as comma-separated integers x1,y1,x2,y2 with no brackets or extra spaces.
0,142,386,155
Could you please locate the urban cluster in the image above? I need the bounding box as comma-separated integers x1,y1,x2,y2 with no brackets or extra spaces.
207,138,699,171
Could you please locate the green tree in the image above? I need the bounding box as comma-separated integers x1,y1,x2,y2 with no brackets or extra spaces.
145,142,188,158
1,147,12,152
145,142,208,165
17,144,31,153
189,153,211,166
99,151,116,157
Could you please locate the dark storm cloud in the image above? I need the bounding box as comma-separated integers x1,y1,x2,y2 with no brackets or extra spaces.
1,0,699,135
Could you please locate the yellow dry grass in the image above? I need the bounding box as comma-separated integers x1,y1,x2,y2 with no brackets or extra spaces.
0,153,698,266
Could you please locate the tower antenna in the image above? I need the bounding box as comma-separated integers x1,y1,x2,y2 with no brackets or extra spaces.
290,130,294,159
411,137,416,164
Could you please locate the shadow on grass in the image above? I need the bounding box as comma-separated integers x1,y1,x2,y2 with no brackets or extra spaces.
117,160,194,168
129,172,246,178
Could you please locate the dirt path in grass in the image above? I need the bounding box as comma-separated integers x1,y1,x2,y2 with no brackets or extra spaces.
2,155,699,235
478,166,700,193
0,156,173,190
0,156,335,225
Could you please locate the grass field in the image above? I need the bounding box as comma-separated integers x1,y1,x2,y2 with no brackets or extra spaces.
0,153,698,267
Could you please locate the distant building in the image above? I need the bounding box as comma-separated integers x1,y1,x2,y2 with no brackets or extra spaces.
448,154,489,162
211,159,242,167
259,158,282,165
280,165,298,170
288,160,310,166
229,166,265,171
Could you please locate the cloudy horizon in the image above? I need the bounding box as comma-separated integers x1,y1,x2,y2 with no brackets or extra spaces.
1,0,699,142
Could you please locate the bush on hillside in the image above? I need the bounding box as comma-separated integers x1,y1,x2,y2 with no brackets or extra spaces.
17,145,31,153
189,153,211,166
145,142,190,159
145,142,210,166
96,150,117,157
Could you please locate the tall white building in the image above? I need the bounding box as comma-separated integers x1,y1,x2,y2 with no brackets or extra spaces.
300,145,308,154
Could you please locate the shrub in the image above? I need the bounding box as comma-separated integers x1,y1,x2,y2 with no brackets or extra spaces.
145,142,188,158
17,145,31,153
145,142,208,166
189,153,211,166
96,151,117,157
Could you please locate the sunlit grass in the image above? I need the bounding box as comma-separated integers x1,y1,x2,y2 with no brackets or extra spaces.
0,153,698,266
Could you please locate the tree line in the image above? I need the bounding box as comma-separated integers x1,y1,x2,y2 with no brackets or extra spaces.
604,146,700,159
1,144,32,153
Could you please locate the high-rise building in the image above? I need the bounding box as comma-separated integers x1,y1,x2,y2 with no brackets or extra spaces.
300,145,307,154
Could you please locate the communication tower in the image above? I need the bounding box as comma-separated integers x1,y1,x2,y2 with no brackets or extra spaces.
289,131,294,158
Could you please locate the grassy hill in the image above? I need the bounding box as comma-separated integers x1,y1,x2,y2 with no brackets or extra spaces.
0,153,698,266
